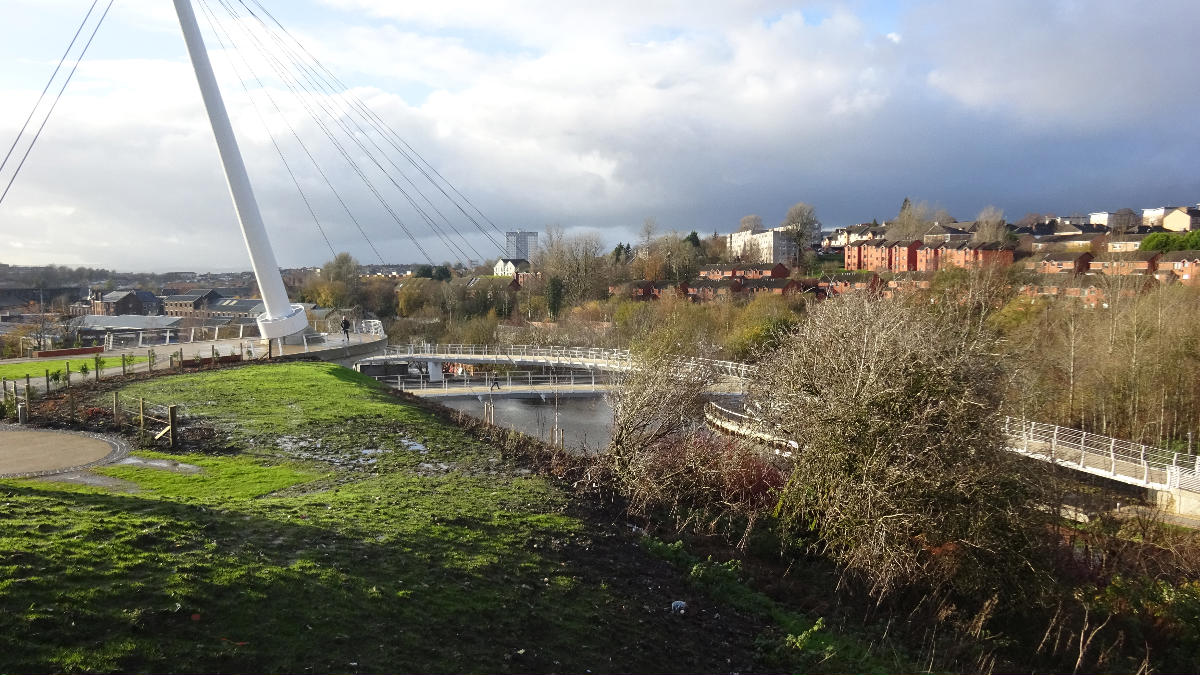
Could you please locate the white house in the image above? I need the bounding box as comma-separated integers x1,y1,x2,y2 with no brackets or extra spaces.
493,258,529,276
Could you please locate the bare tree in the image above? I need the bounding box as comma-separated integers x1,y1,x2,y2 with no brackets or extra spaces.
887,200,935,240
780,202,821,270
748,293,1048,596
972,205,1008,243
607,316,718,477
738,214,763,232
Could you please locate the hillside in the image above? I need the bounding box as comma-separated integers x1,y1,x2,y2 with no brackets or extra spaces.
0,362,896,673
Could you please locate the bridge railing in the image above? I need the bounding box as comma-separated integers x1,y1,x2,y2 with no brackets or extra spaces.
384,343,755,380
1002,417,1198,489
703,403,1200,491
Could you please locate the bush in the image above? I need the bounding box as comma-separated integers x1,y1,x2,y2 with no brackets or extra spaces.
749,293,1051,597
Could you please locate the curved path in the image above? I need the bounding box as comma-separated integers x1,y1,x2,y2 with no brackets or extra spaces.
0,425,130,478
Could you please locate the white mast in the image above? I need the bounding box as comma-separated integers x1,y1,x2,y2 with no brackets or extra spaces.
173,0,308,340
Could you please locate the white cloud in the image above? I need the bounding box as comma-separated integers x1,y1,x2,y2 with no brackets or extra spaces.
1,0,1198,271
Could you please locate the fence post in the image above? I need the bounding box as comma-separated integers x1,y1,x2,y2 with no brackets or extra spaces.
112,391,120,426
64,362,70,388
121,354,127,376
1110,438,1116,475
168,405,177,449
25,383,32,408
45,369,50,393
1142,447,1148,484
1,377,6,404
25,374,31,395
139,397,145,432
148,350,154,372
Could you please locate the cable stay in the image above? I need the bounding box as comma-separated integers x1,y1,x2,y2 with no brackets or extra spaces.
234,0,507,257
0,0,115,210
242,0,507,247
198,0,381,263
222,0,486,262
202,0,439,264
206,0,474,263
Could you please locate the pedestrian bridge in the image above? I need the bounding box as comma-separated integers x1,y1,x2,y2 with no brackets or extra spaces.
377,343,753,380
706,402,1200,516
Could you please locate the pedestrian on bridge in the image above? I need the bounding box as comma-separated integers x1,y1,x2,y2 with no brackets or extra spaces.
340,316,351,343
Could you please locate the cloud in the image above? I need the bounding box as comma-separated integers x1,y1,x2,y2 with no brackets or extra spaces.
0,0,1198,271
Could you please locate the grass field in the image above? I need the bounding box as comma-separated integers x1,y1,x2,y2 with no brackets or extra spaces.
0,356,147,383
0,362,902,673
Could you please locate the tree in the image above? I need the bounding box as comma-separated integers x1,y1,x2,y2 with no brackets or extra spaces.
887,199,934,240
780,202,821,271
972,205,1007,243
545,277,564,320
749,294,1047,597
607,307,718,478
431,265,452,282
738,214,763,232
683,231,702,249
322,252,361,286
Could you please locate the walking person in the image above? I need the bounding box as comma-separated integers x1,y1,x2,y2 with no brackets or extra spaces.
340,315,351,343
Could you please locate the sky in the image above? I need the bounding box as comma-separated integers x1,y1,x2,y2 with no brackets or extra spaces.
1,0,1199,272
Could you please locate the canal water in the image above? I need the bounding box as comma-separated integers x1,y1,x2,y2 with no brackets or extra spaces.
442,396,613,453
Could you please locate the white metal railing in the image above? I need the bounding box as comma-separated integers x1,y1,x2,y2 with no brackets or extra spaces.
371,369,608,394
99,324,262,350
701,403,1200,491
1001,416,1197,490
383,343,755,380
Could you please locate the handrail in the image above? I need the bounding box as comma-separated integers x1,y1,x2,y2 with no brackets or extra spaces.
701,402,1199,491
383,343,754,379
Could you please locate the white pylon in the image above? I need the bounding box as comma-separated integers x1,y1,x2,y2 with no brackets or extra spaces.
173,0,308,340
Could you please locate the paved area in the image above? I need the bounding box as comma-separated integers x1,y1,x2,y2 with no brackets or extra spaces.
0,428,123,476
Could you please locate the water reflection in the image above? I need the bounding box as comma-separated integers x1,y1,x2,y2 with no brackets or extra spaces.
442,396,612,453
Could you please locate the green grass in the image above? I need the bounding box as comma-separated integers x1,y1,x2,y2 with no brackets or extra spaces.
0,356,147,382
116,362,422,439
0,361,779,672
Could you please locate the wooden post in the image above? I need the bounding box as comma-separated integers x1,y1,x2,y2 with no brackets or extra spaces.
2,378,7,404
25,374,31,394
25,384,32,408
178,349,184,373
168,405,178,449
211,344,216,367
65,362,70,388
121,354,127,376
112,391,120,426
148,349,154,372
139,397,145,432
